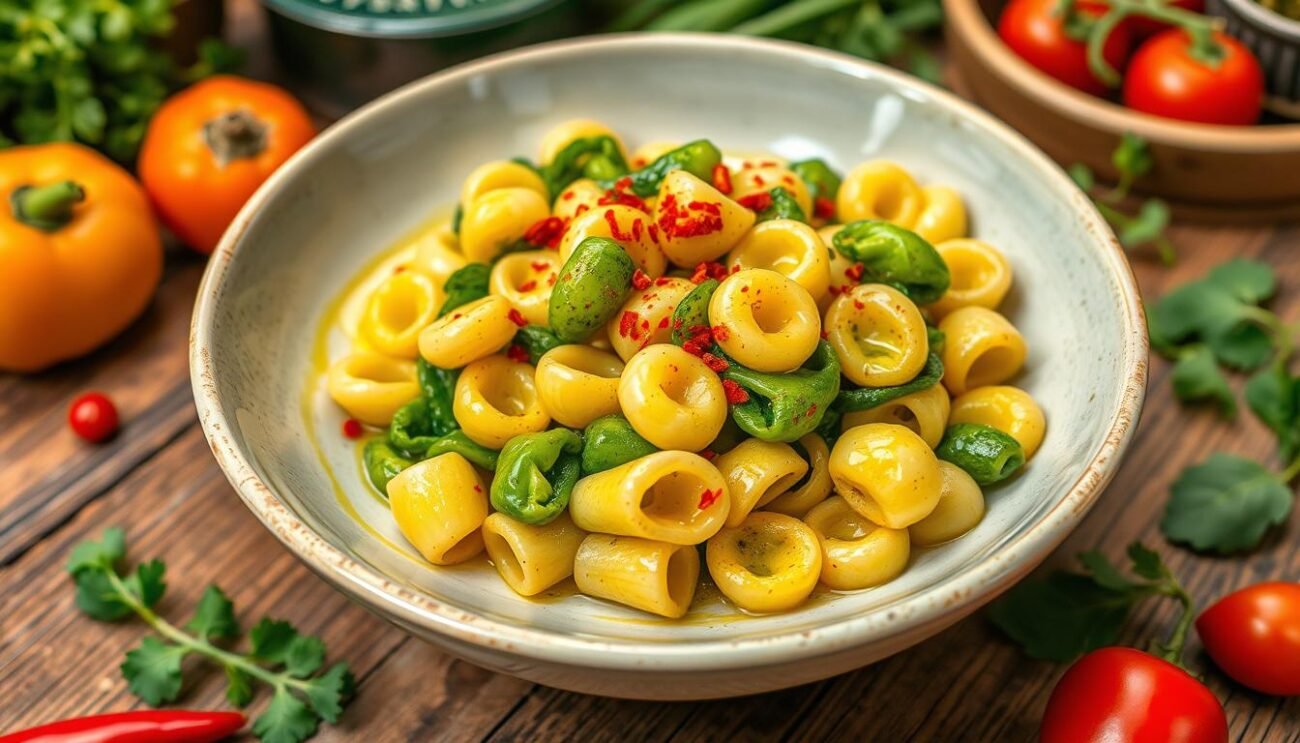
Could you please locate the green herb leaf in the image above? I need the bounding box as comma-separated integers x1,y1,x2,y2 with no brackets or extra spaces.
1206,258,1276,304
250,618,300,663
304,663,355,723
987,572,1133,661
67,527,126,575
1245,365,1300,459
1068,163,1095,191
1078,550,1140,592
1112,132,1153,183
121,636,186,705
1207,321,1274,371
1118,199,1169,248
252,687,321,743
1170,345,1236,417
226,665,254,707
73,569,135,621
1162,453,1293,553
285,635,326,678
123,559,166,609
1127,542,1166,581
186,585,240,640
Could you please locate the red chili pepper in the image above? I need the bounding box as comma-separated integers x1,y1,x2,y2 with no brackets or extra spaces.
507,308,529,327
697,487,723,510
631,269,652,291
813,196,835,219
737,192,772,212
68,392,119,443
722,379,749,404
711,164,732,194
0,710,247,743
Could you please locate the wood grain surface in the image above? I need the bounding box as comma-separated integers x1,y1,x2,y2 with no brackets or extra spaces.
1,6,1298,741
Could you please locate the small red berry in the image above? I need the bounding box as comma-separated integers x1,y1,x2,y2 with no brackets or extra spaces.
69,392,119,443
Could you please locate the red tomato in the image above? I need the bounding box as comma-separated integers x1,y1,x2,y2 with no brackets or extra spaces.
1197,582,1300,696
1129,0,1206,37
1123,30,1264,125
1041,647,1228,743
68,392,119,443
998,0,1133,95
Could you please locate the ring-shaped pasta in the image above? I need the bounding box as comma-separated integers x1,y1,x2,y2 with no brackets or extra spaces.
654,170,755,266
731,164,814,217
417,295,516,369
459,187,550,263
360,270,442,359
558,205,667,278
836,161,925,228
842,384,951,449
803,495,910,590
727,220,832,303
389,453,488,565
411,222,467,287
706,512,822,613
534,344,624,428
912,185,968,245
713,439,810,527
824,283,928,388
460,160,548,209
574,535,699,618
910,461,985,547
930,239,1014,319
539,118,628,165
948,385,1046,458
765,434,834,517
569,451,730,545
489,250,560,327
617,344,727,452
606,277,694,361
938,306,1027,397
830,423,943,529
326,352,419,426
482,512,587,596
709,268,821,373
554,178,605,222
453,354,550,449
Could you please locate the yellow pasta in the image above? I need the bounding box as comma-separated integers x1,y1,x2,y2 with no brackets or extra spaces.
709,268,821,373
714,439,809,527
534,344,624,428
557,204,667,277
359,270,443,359
830,423,943,529
574,535,699,619
411,222,467,288
553,178,605,222
482,512,587,596
930,238,1013,319
631,140,679,168
389,453,488,565
727,219,832,303
912,185,968,245
488,250,560,326
910,462,985,547
569,450,730,545
417,295,516,369
654,170,755,265
842,384,951,449
836,161,924,228
824,283,928,387
460,160,548,209
539,118,628,164
764,433,834,517
706,512,822,612
803,496,910,590
948,385,1046,458
459,187,550,263
731,163,814,216
326,352,419,426
606,277,694,361
453,354,550,449
618,344,727,451
939,306,1027,396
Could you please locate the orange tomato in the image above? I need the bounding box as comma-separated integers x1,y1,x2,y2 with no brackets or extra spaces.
0,143,162,372
139,76,316,254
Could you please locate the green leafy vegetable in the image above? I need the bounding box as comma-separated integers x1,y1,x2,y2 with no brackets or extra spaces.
790,158,841,205
935,422,1025,486
68,528,354,743
437,263,492,318
1070,134,1175,265
490,429,583,524
541,136,628,198
1162,453,1293,554
723,341,842,443
602,139,722,197
548,236,636,342
1169,345,1235,417
831,220,950,304
755,186,808,223
837,353,943,413
580,415,658,475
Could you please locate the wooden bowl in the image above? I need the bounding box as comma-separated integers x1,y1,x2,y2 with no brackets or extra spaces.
945,0,1300,222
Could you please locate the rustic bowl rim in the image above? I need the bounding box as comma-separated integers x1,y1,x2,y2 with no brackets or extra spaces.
1219,0,1300,40
191,32,1148,673
945,0,1300,149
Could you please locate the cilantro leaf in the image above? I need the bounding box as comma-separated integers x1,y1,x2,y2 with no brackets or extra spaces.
73,569,135,621
250,618,301,663
285,635,326,678
304,663,355,723
253,688,321,743
1068,163,1095,191
226,665,254,707
1147,281,1243,350
123,559,166,609
1112,132,1153,184
1126,543,1165,581
186,585,240,640
988,572,1133,662
1207,259,1276,305
1170,346,1235,417
67,527,126,575
1118,199,1168,249
1245,365,1300,460
1207,321,1275,371
1162,453,1293,553
1078,551,1139,592
121,636,186,705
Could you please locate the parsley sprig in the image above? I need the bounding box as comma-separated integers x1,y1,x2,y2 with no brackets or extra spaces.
1070,133,1176,266
1148,258,1300,553
68,528,354,743
989,543,1195,666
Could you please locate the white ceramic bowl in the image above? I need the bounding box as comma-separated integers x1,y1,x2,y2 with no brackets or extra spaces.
191,33,1147,700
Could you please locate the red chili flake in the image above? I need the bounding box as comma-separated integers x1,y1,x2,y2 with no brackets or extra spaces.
752,174,767,186
699,449,717,461
632,218,644,242
523,216,566,249
737,192,772,212
632,156,647,168
806,403,818,418
562,191,576,201
631,269,652,291
658,193,724,239
474,484,483,493
711,324,731,341
682,339,705,357
853,300,866,310
712,163,732,194
688,200,721,216
508,308,529,327
657,316,671,330
647,224,660,244
342,418,364,439
722,379,750,404
599,190,650,213
615,176,633,190
575,203,591,216
518,280,538,292
760,160,778,167
701,352,729,373
814,196,836,219
740,285,749,293
698,487,723,510
782,175,795,186
507,344,530,363
654,276,674,286
451,312,463,320
393,265,406,274
619,310,640,339
547,273,557,286
530,260,551,272
604,209,634,242
844,262,865,282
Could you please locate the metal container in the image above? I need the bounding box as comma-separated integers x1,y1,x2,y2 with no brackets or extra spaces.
1208,0,1300,118
260,0,584,116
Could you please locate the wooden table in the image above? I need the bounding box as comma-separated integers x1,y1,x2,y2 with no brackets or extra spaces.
3,9,1299,743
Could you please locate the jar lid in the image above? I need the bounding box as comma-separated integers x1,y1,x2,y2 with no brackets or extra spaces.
262,0,559,39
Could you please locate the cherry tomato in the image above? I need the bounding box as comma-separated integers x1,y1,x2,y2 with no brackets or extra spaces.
68,392,119,443
139,76,316,255
1197,582,1300,696
1129,0,1205,37
1041,647,1228,743
1123,30,1264,125
998,0,1133,95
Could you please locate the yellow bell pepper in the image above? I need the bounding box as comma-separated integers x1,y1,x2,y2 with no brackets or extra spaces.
0,144,162,372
